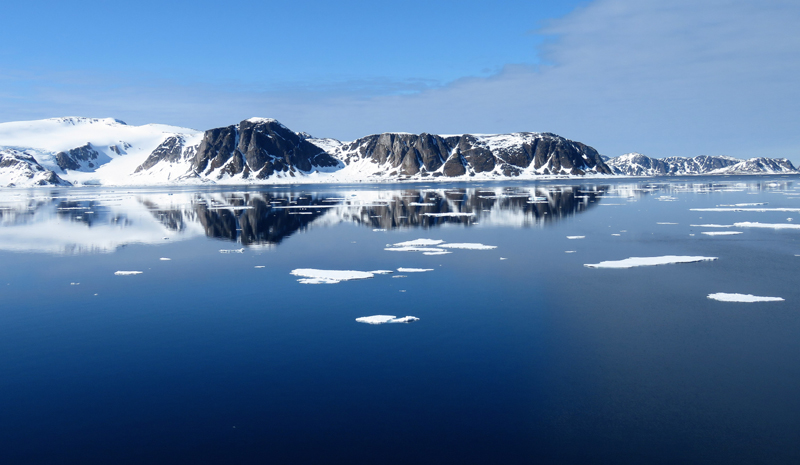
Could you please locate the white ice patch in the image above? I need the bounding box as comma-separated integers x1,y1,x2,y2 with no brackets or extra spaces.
254,266,265,268
423,251,452,255
440,243,497,250
291,268,375,284
707,293,784,302
370,270,394,274
220,248,245,254
734,222,800,230
114,271,143,275
701,231,742,236
657,222,678,225
690,224,734,228
585,255,717,269
397,268,434,273
385,246,446,253
356,315,420,324
422,212,475,217
565,250,576,253
392,239,445,247
567,236,585,240
373,228,387,232
691,208,800,212
159,257,171,261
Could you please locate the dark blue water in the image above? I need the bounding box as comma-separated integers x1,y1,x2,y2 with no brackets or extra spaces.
1,178,799,464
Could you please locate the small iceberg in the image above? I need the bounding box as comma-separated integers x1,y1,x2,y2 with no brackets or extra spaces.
585,255,717,269
291,269,375,284
707,293,784,302
690,224,734,228
220,248,245,254
440,243,497,250
385,246,446,253
734,222,800,230
423,251,452,255
701,231,742,236
356,315,420,324
159,258,171,261
567,236,585,240
114,271,143,276
392,239,445,247
397,268,434,273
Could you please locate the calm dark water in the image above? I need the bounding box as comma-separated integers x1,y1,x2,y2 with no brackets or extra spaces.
1,177,799,464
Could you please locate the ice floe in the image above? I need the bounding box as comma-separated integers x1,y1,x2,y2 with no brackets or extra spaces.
585,255,717,269
567,236,585,240
397,268,434,273
701,231,742,236
220,248,245,254
291,268,375,284
392,239,445,247
707,293,784,302
691,207,800,212
159,257,171,261
356,315,419,324
690,224,734,228
440,243,497,250
422,212,475,217
370,270,394,274
657,222,678,225
423,251,452,255
114,271,143,275
734,222,800,230
373,228,387,232
385,246,446,253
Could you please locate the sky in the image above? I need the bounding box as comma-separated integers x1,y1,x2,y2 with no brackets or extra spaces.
1,0,798,161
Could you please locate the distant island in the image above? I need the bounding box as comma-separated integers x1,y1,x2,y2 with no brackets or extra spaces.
0,117,795,187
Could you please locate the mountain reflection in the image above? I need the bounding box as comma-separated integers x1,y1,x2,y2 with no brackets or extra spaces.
3,180,789,254
0,185,610,254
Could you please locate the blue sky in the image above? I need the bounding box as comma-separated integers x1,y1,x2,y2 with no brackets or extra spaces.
2,0,798,161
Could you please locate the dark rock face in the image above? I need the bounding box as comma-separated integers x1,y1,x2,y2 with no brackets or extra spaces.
333,132,612,177
0,149,71,186
135,135,193,173
191,119,341,180
54,144,106,172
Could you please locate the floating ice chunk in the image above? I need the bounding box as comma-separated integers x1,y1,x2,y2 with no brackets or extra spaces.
159,257,171,261
585,255,717,269
717,203,767,207
373,229,387,232
291,269,374,284
701,231,742,236
690,224,734,228
392,275,407,278
385,246,446,253
734,222,800,230
392,239,445,247
565,250,576,253
500,257,508,260
707,293,784,302
114,271,143,275
657,222,678,225
220,248,245,254
691,208,800,212
355,315,419,324
370,270,394,274
423,251,452,255
422,212,475,217
567,236,585,240
440,243,497,250
612,233,621,236
397,268,434,273
254,266,265,268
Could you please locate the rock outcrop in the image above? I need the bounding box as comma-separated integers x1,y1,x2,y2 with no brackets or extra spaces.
0,148,71,187
608,153,797,176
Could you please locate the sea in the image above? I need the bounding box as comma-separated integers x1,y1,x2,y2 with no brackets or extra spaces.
1,176,799,464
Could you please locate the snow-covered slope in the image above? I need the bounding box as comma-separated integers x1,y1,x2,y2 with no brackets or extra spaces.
608,153,797,176
0,148,71,187
0,117,201,185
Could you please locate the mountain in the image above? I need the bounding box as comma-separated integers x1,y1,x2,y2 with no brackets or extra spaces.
608,153,797,176
1,116,796,187
0,117,201,185
0,148,71,187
